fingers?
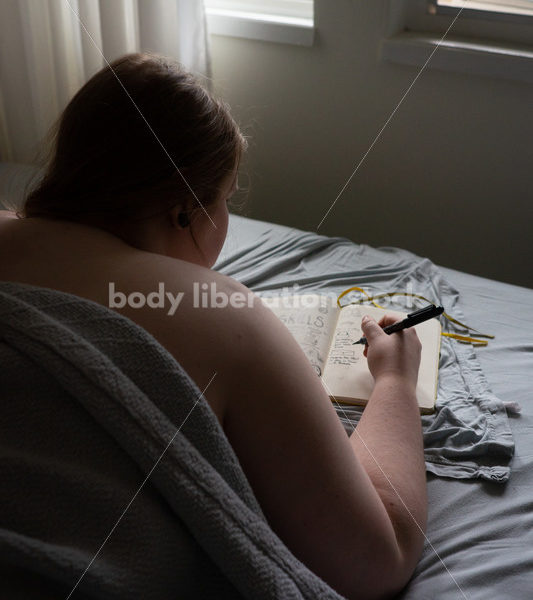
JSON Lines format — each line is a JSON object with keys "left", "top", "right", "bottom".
{"left": 376, "top": 314, "right": 399, "bottom": 328}
{"left": 361, "top": 314, "right": 389, "bottom": 342}
{"left": 361, "top": 314, "right": 405, "bottom": 339}
{"left": 360, "top": 316, "right": 377, "bottom": 342}
{"left": 362, "top": 313, "right": 405, "bottom": 354}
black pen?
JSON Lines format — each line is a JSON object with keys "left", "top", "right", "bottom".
{"left": 353, "top": 304, "right": 444, "bottom": 345}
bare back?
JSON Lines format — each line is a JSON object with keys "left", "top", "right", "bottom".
{"left": 0, "top": 212, "right": 234, "bottom": 425}
{"left": 0, "top": 211, "right": 426, "bottom": 600}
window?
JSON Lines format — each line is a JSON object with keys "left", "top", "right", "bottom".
{"left": 382, "top": 0, "right": 533, "bottom": 84}
{"left": 402, "top": 0, "right": 533, "bottom": 44}
{"left": 431, "top": 0, "right": 533, "bottom": 19}
{"left": 205, "top": 0, "right": 313, "bottom": 22}
{"left": 205, "top": 0, "right": 314, "bottom": 46}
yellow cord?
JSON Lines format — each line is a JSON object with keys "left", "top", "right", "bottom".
{"left": 336, "top": 287, "right": 494, "bottom": 346}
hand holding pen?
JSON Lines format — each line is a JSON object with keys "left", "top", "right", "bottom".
{"left": 353, "top": 304, "right": 444, "bottom": 346}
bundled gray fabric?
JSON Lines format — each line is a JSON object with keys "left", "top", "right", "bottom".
{"left": 0, "top": 281, "right": 346, "bottom": 600}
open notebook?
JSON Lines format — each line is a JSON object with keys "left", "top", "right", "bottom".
{"left": 262, "top": 294, "right": 441, "bottom": 414}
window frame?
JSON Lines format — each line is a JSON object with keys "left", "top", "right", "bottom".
{"left": 429, "top": 0, "right": 533, "bottom": 24}
{"left": 403, "top": 0, "right": 533, "bottom": 46}
{"left": 205, "top": 0, "right": 313, "bottom": 20}
{"left": 381, "top": 0, "right": 533, "bottom": 84}
{"left": 205, "top": 0, "right": 314, "bottom": 46}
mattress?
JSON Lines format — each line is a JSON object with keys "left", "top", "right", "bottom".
{"left": 217, "top": 213, "right": 533, "bottom": 599}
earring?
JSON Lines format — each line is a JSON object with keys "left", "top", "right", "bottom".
{"left": 177, "top": 212, "right": 190, "bottom": 228}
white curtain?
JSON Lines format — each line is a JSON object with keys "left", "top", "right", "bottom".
{"left": 0, "top": 0, "right": 211, "bottom": 164}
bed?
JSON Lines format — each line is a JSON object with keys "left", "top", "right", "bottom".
{"left": 216, "top": 213, "right": 533, "bottom": 600}
{"left": 1, "top": 159, "right": 532, "bottom": 597}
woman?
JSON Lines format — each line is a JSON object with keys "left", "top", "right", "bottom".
{"left": 0, "top": 53, "right": 426, "bottom": 600}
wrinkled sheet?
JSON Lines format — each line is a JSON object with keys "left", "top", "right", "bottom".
{"left": 216, "top": 214, "right": 533, "bottom": 598}
{"left": 216, "top": 214, "right": 515, "bottom": 482}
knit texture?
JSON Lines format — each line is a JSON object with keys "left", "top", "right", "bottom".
{"left": 0, "top": 281, "right": 347, "bottom": 600}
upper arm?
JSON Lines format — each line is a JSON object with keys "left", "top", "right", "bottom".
{"left": 220, "top": 291, "right": 404, "bottom": 600}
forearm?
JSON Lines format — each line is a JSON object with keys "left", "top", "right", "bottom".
{"left": 349, "top": 375, "right": 427, "bottom": 572}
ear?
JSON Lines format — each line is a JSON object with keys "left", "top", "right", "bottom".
{"left": 177, "top": 212, "right": 190, "bottom": 228}
{"left": 169, "top": 205, "right": 190, "bottom": 229}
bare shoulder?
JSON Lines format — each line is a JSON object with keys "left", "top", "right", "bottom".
{"left": 113, "top": 254, "right": 260, "bottom": 357}
{"left": 106, "top": 253, "right": 268, "bottom": 420}
{"left": 0, "top": 215, "right": 260, "bottom": 424}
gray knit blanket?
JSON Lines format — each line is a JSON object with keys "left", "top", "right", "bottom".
{"left": 0, "top": 282, "right": 346, "bottom": 600}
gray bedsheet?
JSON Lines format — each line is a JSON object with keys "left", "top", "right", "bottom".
{"left": 217, "top": 215, "right": 515, "bottom": 482}
{"left": 217, "top": 214, "right": 533, "bottom": 599}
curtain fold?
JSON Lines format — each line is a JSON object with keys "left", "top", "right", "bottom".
{"left": 0, "top": 0, "right": 211, "bottom": 163}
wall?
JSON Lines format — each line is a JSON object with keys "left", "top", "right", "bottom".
{"left": 210, "top": 0, "right": 533, "bottom": 288}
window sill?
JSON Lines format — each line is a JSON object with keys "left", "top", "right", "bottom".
{"left": 381, "top": 32, "right": 533, "bottom": 84}
{"left": 206, "top": 8, "right": 314, "bottom": 47}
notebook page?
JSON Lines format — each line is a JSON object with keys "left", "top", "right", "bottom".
{"left": 261, "top": 294, "right": 339, "bottom": 377}
{"left": 323, "top": 304, "right": 441, "bottom": 411}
